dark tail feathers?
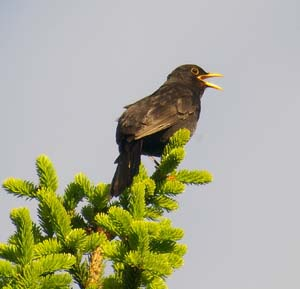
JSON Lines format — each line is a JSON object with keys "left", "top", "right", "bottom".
{"left": 110, "top": 140, "right": 142, "bottom": 197}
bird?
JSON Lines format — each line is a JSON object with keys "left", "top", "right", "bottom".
{"left": 110, "top": 64, "right": 223, "bottom": 197}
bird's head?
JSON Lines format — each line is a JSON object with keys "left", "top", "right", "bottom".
{"left": 167, "top": 64, "right": 223, "bottom": 91}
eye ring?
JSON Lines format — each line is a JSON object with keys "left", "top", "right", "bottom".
{"left": 191, "top": 67, "right": 199, "bottom": 75}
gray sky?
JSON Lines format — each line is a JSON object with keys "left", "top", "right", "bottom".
{"left": 1, "top": 1, "right": 300, "bottom": 288}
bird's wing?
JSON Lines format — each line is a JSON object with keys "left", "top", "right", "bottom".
{"left": 118, "top": 85, "right": 196, "bottom": 141}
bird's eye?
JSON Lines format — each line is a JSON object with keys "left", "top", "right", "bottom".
{"left": 191, "top": 67, "right": 199, "bottom": 75}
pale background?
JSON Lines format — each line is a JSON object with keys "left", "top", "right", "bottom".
{"left": 1, "top": 1, "right": 300, "bottom": 288}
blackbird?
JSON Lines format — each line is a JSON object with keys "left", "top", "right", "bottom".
{"left": 110, "top": 64, "right": 223, "bottom": 197}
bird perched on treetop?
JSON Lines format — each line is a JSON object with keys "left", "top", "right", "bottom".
{"left": 110, "top": 64, "right": 223, "bottom": 197}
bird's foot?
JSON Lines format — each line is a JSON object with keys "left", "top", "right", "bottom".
{"left": 149, "top": 156, "right": 160, "bottom": 168}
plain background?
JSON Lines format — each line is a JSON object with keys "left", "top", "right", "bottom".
{"left": 1, "top": 1, "right": 300, "bottom": 288}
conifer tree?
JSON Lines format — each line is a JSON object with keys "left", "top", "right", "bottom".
{"left": 0, "top": 129, "right": 212, "bottom": 289}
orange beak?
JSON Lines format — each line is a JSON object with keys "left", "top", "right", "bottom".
{"left": 197, "top": 73, "right": 223, "bottom": 90}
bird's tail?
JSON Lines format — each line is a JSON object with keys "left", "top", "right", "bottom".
{"left": 110, "top": 140, "right": 142, "bottom": 197}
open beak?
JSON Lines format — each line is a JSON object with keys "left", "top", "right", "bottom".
{"left": 197, "top": 73, "right": 223, "bottom": 90}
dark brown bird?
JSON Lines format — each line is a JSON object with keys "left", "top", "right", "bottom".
{"left": 110, "top": 64, "right": 223, "bottom": 197}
